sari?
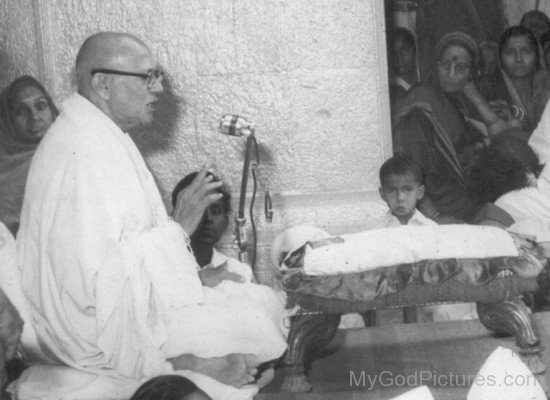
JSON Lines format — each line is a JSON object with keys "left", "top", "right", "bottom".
{"left": 479, "top": 68, "right": 550, "bottom": 133}
{"left": 0, "top": 77, "right": 58, "bottom": 234}
{"left": 393, "top": 85, "right": 482, "bottom": 221}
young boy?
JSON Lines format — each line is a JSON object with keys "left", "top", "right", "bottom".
{"left": 376, "top": 153, "right": 436, "bottom": 227}
{"left": 172, "top": 172, "right": 254, "bottom": 285}
{"left": 375, "top": 154, "right": 478, "bottom": 322}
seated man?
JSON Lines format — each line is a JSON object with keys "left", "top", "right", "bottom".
{"left": 172, "top": 172, "right": 253, "bottom": 285}
{"left": 16, "top": 31, "right": 287, "bottom": 395}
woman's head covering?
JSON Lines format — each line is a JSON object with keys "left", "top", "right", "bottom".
{"left": 435, "top": 31, "right": 480, "bottom": 74}
{"left": 0, "top": 75, "right": 58, "bottom": 155}
{"left": 0, "top": 76, "right": 58, "bottom": 233}
{"left": 497, "top": 25, "right": 540, "bottom": 71}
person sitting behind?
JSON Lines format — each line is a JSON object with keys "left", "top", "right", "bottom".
{"left": 375, "top": 153, "right": 435, "bottom": 227}
{"left": 129, "top": 375, "right": 211, "bottom": 400}
{"left": 0, "top": 76, "right": 58, "bottom": 235}
{"left": 171, "top": 172, "right": 254, "bottom": 285}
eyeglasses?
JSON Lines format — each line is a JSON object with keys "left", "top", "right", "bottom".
{"left": 437, "top": 60, "right": 470, "bottom": 75}
{"left": 90, "top": 68, "right": 164, "bottom": 89}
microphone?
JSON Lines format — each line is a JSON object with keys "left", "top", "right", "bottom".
{"left": 219, "top": 114, "right": 255, "bottom": 137}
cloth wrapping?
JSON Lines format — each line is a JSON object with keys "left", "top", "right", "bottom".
{"left": 284, "top": 225, "right": 519, "bottom": 276}
{"left": 15, "top": 93, "right": 287, "bottom": 399}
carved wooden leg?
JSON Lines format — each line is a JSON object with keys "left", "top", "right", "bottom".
{"left": 477, "top": 299, "right": 546, "bottom": 374}
{"left": 280, "top": 311, "right": 341, "bottom": 392}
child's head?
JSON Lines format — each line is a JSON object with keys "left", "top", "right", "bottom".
{"left": 172, "top": 172, "right": 231, "bottom": 247}
{"left": 129, "top": 375, "right": 211, "bottom": 400}
{"left": 379, "top": 154, "right": 425, "bottom": 224}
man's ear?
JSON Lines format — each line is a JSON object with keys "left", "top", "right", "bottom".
{"left": 417, "top": 184, "right": 426, "bottom": 200}
{"left": 90, "top": 73, "right": 111, "bottom": 100}
{"left": 378, "top": 186, "right": 385, "bottom": 201}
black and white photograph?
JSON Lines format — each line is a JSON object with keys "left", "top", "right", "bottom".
{"left": 1, "top": 1, "right": 550, "bottom": 399}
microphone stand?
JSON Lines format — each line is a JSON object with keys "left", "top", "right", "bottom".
{"left": 235, "top": 133, "right": 255, "bottom": 264}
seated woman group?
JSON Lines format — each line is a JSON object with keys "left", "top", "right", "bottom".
{"left": 393, "top": 27, "right": 550, "bottom": 224}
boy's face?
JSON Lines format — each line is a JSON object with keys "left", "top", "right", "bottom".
{"left": 191, "top": 198, "right": 229, "bottom": 246}
{"left": 379, "top": 172, "right": 425, "bottom": 224}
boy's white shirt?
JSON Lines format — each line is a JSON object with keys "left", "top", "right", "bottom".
{"left": 207, "top": 248, "right": 255, "bottom": 283}
{"left": 371, "top": 209, "right": 437, "bottom": 228}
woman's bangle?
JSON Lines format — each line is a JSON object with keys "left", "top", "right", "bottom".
{"left": 430, "top": 212, "right": 441, "bottom": 221}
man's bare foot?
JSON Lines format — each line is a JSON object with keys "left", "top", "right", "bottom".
{"left": 256, "top": 366, "right": 275, "bottom": 389}
{"left": 169, "top": 353, "right": 259, "bottom": 388}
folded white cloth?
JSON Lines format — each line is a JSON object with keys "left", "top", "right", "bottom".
{"left": 301, "top": 225, "right": 519, "bottom": 275}
{"left": 467, "top": 346, "right": 546, "bottom": 400}
{"left": 388, "top": 386, "right": 435, "bottom": 399}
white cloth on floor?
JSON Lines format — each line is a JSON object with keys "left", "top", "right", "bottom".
{"left": 15, "top": 93, "right": 287, "bottom": 399}
{"left": 467, "top": 346, "right": 545, "bottom": 400}
{"left": 302, "top": 225, "right": 518, "bottom": 276}
{"left": 388, "top": 386, "right": 435, "bottom": 399}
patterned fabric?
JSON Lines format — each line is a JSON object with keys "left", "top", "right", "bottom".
{"left": 280, "top": 233, "right": 544, "bottom": 303}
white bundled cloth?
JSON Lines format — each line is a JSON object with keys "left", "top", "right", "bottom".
{"left": 15, "top": 94, "right": 287, "bottom": 399}
{"left": 298, "top": 225, "right": 519, "bottom": 276}
{"left": 467, "top": 346, "right": 546, "bottom": 400}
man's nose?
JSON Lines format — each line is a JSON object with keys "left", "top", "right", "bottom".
{"left": 515, "top": 51, "right": 523, "bottom": 63}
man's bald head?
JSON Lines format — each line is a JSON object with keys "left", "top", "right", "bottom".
{"left": 75, "top": 32, "right": 151, "bottom": 96}
{"left": 74, "top": 32, "right": 162, "bottom": 131}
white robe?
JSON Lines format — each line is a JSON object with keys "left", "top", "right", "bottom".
{"left": 16, "top": 94, "right": 287, "bottom": 385}
{"left": 495, "top": 102, "right": 550, "bottom": 242}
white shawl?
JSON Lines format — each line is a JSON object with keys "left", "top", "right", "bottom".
{"left": 16, "top": 94, "right": 286, "bottom": 385}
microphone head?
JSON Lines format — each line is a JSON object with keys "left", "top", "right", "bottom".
{"left": 219, "top": 114, "right": 254, "bottom": 137}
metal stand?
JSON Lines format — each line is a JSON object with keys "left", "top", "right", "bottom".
{"left": 234, "top": 134, "right": 255, "bottom": 263}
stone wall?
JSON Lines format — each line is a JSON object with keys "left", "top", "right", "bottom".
{"left": 0, "top": 0, "right": 392, "bottom": 284}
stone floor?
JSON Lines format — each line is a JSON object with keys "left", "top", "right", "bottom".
{"left": 257, "top": 311, "right": 550, "bottom": 400}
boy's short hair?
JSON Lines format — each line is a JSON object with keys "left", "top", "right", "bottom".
{"left": 379, "top": 154, "right": 424, "bottom": 185}
{"left": 171, "top": 171, "right": 231, "bottom": 213}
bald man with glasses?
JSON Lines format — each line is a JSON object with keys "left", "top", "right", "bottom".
{"left": 16, "top": 32, "right": 287, "bottom": 398}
